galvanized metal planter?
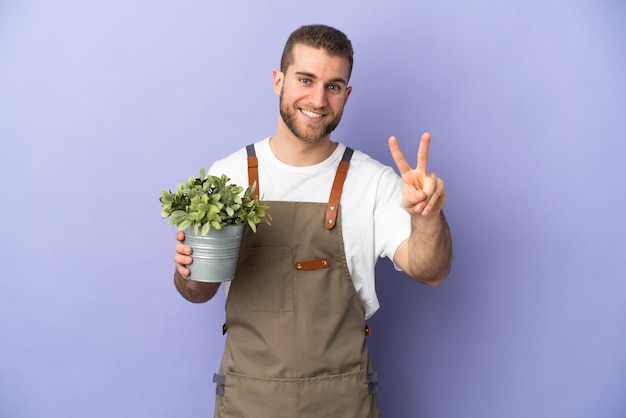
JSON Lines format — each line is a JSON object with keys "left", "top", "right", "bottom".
{"left": 183, "top": 224, "right": 245, "bottom": 282}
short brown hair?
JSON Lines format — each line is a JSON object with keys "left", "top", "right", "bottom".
{"left": 280, "top": 24, "right": 354, "bottom": 80}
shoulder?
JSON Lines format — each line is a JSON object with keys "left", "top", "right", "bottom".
{"left": 213, "top": 138, "right": 269, "bottom": 165}
{"left": 346, "top": 147, "right": 400, "bottom": 183}
{"left": 208, "top": 138, "right": 269, "bottom": 186}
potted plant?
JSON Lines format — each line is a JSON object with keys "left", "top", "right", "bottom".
{"left": 160, "top": 167, "right": 271, "bottom": 282}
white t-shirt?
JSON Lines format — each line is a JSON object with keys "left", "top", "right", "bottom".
{"left": 209, "top": 138, "right": 411, "bottom": 318}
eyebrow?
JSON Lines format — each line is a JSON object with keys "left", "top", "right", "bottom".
{"left": 294, "top": 71, "right": 347, "bottom": 86}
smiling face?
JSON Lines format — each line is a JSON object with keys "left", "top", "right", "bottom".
{"left": 274, "top": 44, "right": 352, "bottom": 144}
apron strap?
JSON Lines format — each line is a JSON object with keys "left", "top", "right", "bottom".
{"left": 325, "top": 147, "right": 354, "bottom": 230}
{"left": 246, "top": 144, "right": 259, "bottom": 199}
{"left": 245, "top": 144, "right": 354, "bottom": 230}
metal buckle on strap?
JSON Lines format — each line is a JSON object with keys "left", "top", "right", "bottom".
{"left": 213, "top": 373, "right": 226, "bottom": 396}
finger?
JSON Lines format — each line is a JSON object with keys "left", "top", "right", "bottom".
{"left": 420, "top": 173, "right": 438, "bottom": 201}
{"left": 175, "top": 242, "right": 192, "bottom": 256}
{"left": 174, "top": 251, "right": 193, "bottom": 270}
{"left": 174, "top": 251, "right": 190, "bottom": 264}
{"left": 388, "top": 136, "right": 412, "bottom": 175}
{"left": 177, "top": 264, "right": 190, "bottom": 278}
{"left": 411, "top": 173, "right": 438, "bottom": 214}
{"left": 417, "top": 132, "right": 432, "bottom": 174}
{"left": 175, "top": 230, "right": 186, "bottom": 242}
{"left": 422, "top": 178, "right": 446, "bottom": 216}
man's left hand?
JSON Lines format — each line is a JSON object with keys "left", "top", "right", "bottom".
{"left": 388, "top": 132, "right": 446, "bottom": 217}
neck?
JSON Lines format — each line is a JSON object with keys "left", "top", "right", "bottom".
{"left": 270, "top": 124, "right": 337, "bottom": 167}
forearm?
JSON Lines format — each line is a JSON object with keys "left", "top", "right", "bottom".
{"left": 174, "top": 269, "right": 221, "bottom": 303}
{"left": 406, "top": 211, "right": 452, "bottom": 285}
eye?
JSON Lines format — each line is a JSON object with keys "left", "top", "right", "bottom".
{"left": 299, "top": 78, "right": 311, "bottom": 85}
{"left": 328, "top": 84, "right": 341, "bottom": 92}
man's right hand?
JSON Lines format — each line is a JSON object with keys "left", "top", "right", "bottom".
{"left": 174, "top": 230, "right": 193, "bottom": 278}
{"left": 172, "top": 231, "right": 220, "bottom": 303}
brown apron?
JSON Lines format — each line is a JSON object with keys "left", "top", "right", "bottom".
{"left": 213, "top": 145, "right": 380, "bottom": 418}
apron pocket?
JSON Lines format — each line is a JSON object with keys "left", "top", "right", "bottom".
{"left": 216, "top": 372, "right": 298, "bottom": 418}
{"left": 231, "top": 246, "right": 293, "bottom": 312}
{"left": 298, "top": 370, "right": 372, "bottom": 418}
{"left": 216, "top": 370, "right": 373, "bottom": 418}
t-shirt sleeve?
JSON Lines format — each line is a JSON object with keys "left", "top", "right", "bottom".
{"left": 373, "top": 166, "right": 411, "bottom": 269}
{"left": 207, "top": 148, "right": 249, "bottom": 188}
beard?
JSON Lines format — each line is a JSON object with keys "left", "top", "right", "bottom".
{"left": 279, "top": 94, "right": 343, "bottom": 144}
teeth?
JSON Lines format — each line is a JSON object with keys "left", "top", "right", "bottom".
{"left": 301, "top": 109, "right": 323, "bottom": 118}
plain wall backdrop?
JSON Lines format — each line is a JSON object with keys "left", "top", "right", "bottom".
{"left": 1, "top": 1, "right": 625, "bottom": 417}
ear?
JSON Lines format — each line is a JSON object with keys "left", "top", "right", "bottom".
{"left": 344, "top": 85, "right": 353, "bottom": 104}
{"left": 272, "top": 69, "right": 284, "bottom": 96}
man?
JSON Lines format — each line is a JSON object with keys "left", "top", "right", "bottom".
{"left": 173, "top": 24, "right": 452, "bottom": 417}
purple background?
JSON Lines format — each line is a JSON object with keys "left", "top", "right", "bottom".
{"left": 1, "top": 1, "right": 625, "bottom": 417}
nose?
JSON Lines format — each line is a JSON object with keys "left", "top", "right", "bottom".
{"left": 308, "top": 85, "right": 328, "bottom": 108}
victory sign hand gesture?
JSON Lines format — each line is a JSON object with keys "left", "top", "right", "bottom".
{"left": 389, "top": 133, "right": 447, "bottom": 217}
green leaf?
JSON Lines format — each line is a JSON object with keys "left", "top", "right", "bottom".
{"left": 208, "top": 204, "right": 220, "bottom": 215}
{"left": 161, "top": 170, "right": 271, "bottom": 233}
{"left": 171, "top": 210, "right": 187, "bottom": 223}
